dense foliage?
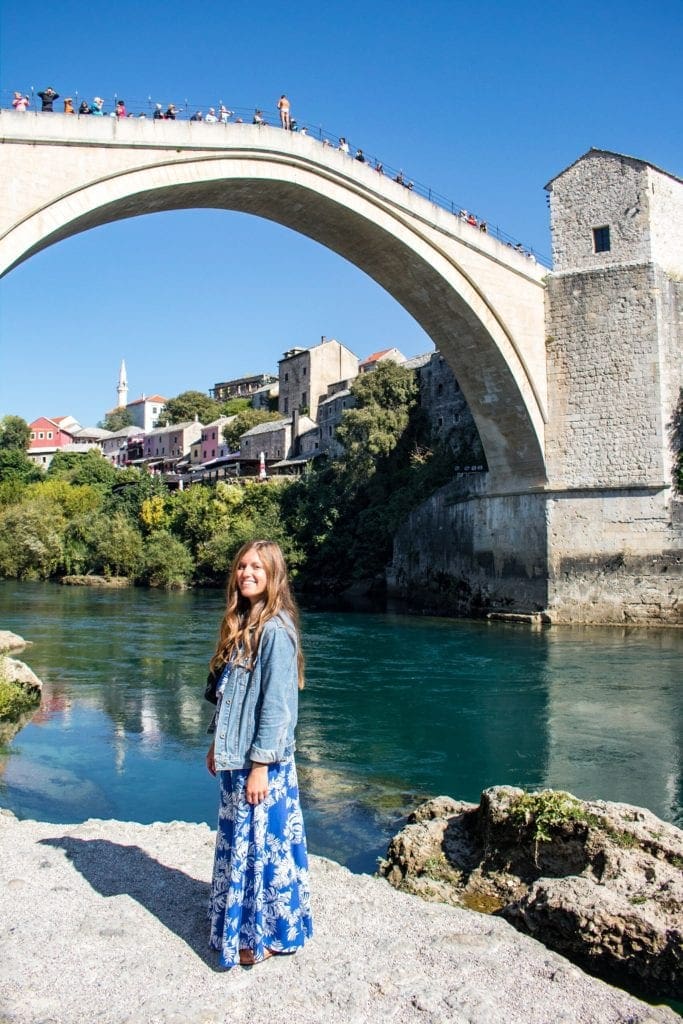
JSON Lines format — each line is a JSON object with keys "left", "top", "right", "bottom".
{"left": 0, "top": 415, "right": 31, "bottom": 451}
{"left": 157, "top": 390, "right": 221, "bottom": 426}
{"left": 100, "top": 408, "right": 135, "bottom": 431}
{"left": 0, "top": 365, "right": 482, "bottom": 591}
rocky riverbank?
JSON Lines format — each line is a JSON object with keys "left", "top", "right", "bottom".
{"left": 0, "top": 631, "right": 42, "bottom": 745}
{"left": 0, "top": 812, "right": 679, "bottom": 1024}
{"left": 379, "top": 787, "right": 683, "bottom": 1003}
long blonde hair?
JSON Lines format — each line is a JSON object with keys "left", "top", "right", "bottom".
{"left": 210, "top": 539, "right": 304, "bottom": 689}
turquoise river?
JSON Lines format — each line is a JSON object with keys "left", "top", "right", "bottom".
{"left": 0, "top": 581, "right": 681, "bottom": 872}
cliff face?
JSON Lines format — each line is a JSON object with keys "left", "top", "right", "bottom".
{"left": 380, "top": 787, "right": 683, "bottom": 1002}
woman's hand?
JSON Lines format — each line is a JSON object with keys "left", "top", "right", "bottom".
{"left": 206, "top": 744, "right": 216, "bottom": 777}
{"left": 245, "top": 763, "right": 269, "bottom": 805}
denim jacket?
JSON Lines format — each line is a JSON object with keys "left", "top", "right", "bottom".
{"left": 212, "top": 613, "right": 299, "bottom": 771}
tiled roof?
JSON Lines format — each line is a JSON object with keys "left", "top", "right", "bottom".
{"left": 127, "top": 394, "right": 167, "bottom": 406}
{"left": 360, "top": 349, "right": 393, "bottom": 365}
{"left": 318, "top": 389, "right": 352, "bottom": 406}
{"left": 241, "top": 418, "right": 291, "bottom": 437}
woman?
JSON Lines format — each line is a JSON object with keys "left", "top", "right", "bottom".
{"left": 206, "top": 540, "right": 312, "bottom": 967}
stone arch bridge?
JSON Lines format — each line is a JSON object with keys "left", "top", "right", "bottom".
{"left": 1, "top": 116, "right": 680, "bottom": 622}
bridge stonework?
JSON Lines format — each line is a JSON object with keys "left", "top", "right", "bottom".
{"left": 0, "top": 119, "right": 680, "bottom": 622}
{"left": 393, "top": 150, "right": 682, "bottom": 625}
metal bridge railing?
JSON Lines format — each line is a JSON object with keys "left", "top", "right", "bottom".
{"left": 1, "top": 88, "right": 552, "bottom": 268}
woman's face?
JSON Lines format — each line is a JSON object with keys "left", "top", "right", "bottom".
{"left": 236, "top": 548, "right": 268, "bottom": 606}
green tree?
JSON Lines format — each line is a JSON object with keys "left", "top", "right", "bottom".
{"left": 220, "top": 397, "right": 252, "bottom": 416}
{"left": 89, "top": 511, "right": 144, "bottom": 577}
{"left": 336, "top": 362, "right": 418, "bottom": 481}
{"left": 0, "top": 415, "right": 31, "bottom": 451}
{"left": 105, "top": 468, "right": 167, "bottom": 524}
{"left": 27, "top": 479, "right": 103, "bottom": 519}
{"left": 48, "top": 449, "right": 118, "bottom": 487}
{"left": 100, "top": 408, "right": 134, "bottom": 431}
{"left": 222, "top": 410, "right": 282, "bottom": 451}
{"left": 0, "top": 449, "right": 42, "bottom": 485}
{"left": 157, "top": 390, "right": 219, "bottom": 426}
{"left": 0, "top": 498, "right": 65, "bottom": 579}
{"left": 140, "top": 530, "right": 195, "bottom": 588}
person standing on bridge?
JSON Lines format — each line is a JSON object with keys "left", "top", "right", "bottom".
{"left": 205, "top": 539, "right": 312, "bottom": 968}
{"left": 37, "top": 87, "right": 59, "bottom": 112}
{"left": 12, "top": 92, "right": 30, "bottom": 111}
{"left": 277, "top": 94, "right": 291, "bottom": 130}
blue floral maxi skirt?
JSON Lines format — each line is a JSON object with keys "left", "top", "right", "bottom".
{"left": 209, "top": 758, "right": 313, "bottom": 967}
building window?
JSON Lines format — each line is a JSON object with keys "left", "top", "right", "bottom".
{"left": 30, "top": 432, "right": 35, "bottom": 440}
{"left": 284, "top": 398, "right": 289, "bottom": 414}
{"left": 593, "top": 226, "right": 611, "bottom": 253}
{"left": 437, "top": 384, "right": 443, "bottom": 396}
{"left": 302, "top": 366, "right": 307, "bottom": 376}
{"left": 284, "top": 372, "right": 289, "bottom": 383}
{"left": 47, "top": 431, "right": 53, "bottom": 439}
{"left": 301, "top": 391, "right": 307, "bottom": 407}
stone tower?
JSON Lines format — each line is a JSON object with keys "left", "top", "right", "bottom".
{"left": 543, "top": 149, "right": 682, "bottom": 622}
{"left": 117, "top": 359, "right": 128, "bottom": 410}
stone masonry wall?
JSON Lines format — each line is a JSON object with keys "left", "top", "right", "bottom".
{"left": 648, "top": 166, "right": 683, "bottom": 274}
{"left": 387, "top": 476, "right": 548, "bottom": 616}
{"left": 544, "top": 264, "right": 678, "bottom": 489}
{"left": 416, "top": 352, "right": 486, "bottom": 469}
{"left": 548, "top": 152, "right": 652, "bottom": 272}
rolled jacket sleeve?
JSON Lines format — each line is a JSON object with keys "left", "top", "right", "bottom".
{"left": 248, "top": 622, "right": 296, "bottom": 764}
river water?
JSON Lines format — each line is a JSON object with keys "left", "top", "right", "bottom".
{"left": 0, "top": 581, "right": 681, "bottom": 872}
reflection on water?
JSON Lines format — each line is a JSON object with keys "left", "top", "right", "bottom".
{"left": 0, "top": 581, "right": 680, "bottom": 872}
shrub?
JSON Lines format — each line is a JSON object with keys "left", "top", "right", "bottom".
{"left": 140, "top": 531, "right": 195, "bottom": 588}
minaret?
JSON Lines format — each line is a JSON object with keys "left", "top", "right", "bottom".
{"left": 116, "top": 359, "right": 128, "bottom": 409}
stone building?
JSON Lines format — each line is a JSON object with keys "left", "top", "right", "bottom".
{"left": 317, "top": 381, "right": 356, "bottom": 458}
{"left": 210, "top": 372, "right": 277, "bottom": 403}
{"left": 408, "top": 352, "right": 485, "bottom": 469}
{"left": 278, "top": 338, "right": 358, "bottom": 421}
{"left": 359, "top": 347, "right": 406, "bottom": 373}
{"left": 239, "top": 413, "right": 317, "bottom": 468}
{"left": 391, "top": 149, "right": 682, "bottom": 623}
{"left": 542, "top": 149, "right": 682, "bottom": 620}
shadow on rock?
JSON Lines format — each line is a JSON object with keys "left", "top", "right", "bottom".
{"left": 40, "top": 836, "right": 219, "bottom": 970}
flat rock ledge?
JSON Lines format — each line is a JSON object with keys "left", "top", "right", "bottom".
{"left": 379, "top": 787, "right": 683, "bottom": 1004}
{"left": 0, "top": 813, "right": 677, "bottom": 1024}
{"left": 60, "top": 575, "right": 131, "bottom": 587}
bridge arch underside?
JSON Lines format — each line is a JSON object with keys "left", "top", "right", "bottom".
{"left": 1, "top": 160, "right": 547, "bottom": 489}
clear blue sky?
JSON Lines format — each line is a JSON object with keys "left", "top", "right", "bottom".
{"left": 1, "top": 0, "right": 681, "bottom": 427}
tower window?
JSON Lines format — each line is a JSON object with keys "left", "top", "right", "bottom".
{"left": 592, "top": 226, "right": 611, "bottom": 253}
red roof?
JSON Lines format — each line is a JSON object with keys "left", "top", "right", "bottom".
{"left": 127, "top": 394, "right": 167, "bottom": 406}
{"left": 360, "top": 349, "right": 393, "bottom": 366}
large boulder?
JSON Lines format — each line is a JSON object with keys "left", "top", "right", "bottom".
{"left": 379, "top": 786, "right": 683, "bottom": 1001}
{"left": 2, "top": 657, "right": 43, "bottom": 693}
{"left": 0, "top": 630, "right": 31, "bottom": 653}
